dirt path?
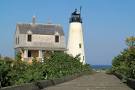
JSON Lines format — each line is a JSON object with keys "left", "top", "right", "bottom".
{"left": 42, "top": 72, "right": 132, "bottom": 90}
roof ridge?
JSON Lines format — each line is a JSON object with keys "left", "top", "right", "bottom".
{"left": 17, "top": 23, "right": 62, "bottom": 26}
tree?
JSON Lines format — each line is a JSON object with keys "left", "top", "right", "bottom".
{"left": 112, "top": 47, "right": 135, "bottom": 79}
{"left": 126, "top": 36, "right": 135, "bottom": 48}
{"left": 0, "top": 54, "right": 1, "bottom": 59}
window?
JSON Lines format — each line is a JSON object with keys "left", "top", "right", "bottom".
{"left": 16, "top": 37, "right": 17, "bottom": 45}
{"left": 79, "top": 43, "right": 81, "bottom": 48}
{"left": 55, "top": 35, "right": 59, "bottom": 43}
{"left": 16, "top": 36, "right": 19, "bottom": 45}
{"left": 28, "top": 50, "right": 31, "bottom": 57}
{"left": 27, "top": 35, "right": 32, "bottom": 42}
{"left": 18, "top": 37, "right": 19, "bottom": 44}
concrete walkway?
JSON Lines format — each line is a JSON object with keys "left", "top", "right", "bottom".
{"left": 43, "top": 72, "right": 132, "bottom": 90}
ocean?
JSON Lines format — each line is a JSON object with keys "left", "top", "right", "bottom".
{"left": 91, "top": 65, "right": 112, "bottom": 70}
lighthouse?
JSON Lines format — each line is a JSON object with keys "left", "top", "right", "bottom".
{"left": 67, "top": 8, "right": 85, "bottom": 64}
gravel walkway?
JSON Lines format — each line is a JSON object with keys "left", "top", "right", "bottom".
{"left": 42, "top": 72, "right": 132, "bottom": 90}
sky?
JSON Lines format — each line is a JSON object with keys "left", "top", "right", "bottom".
{"left": 0, "top": 0, "right": 135, "bottom": 65}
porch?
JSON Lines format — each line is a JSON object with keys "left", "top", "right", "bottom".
{"left": 22, "top": 49, "right": 53, "bottom": 63}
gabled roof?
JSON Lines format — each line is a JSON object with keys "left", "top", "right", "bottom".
{"left": 16, "top": 23, "right": 64, "bottom": 35}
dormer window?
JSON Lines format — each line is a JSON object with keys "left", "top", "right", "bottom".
{"left": 55, "top": 35, "right": 59, "bottom": 43}
{"left": 27, "top": 34, "right": 32, "bottom": 42}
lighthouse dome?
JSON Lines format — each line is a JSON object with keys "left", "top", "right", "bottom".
{"left": 69, "top": 9, "right": 82, "bottom": 23}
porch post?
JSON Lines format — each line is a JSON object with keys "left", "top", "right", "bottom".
{"left": 24, "top": 49, "right": 28, "bottom": 58}
{"left": 39, "top": 50, "right": 42, "bottom": 58}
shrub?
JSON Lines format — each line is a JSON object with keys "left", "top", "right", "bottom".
{"left": 0, "top": 52, "right": 92, "bottom": 87}
{"left": 111, "top": 36, "right": 135, "bottom": 79}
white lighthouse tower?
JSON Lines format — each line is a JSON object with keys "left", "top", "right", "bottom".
{"left": 67, "top": 9, "right": 85, "bottom": 64}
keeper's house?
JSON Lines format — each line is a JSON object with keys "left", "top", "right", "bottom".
{"left": 14, "top": 16, "right": 66, "bottom": 63}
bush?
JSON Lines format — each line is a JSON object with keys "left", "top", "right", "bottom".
{"left": 0, "top": 52, "right": 91, "bottom": 87}
{"left": 112, "top": 48, "right": 135, "bottom": 79}
{"left": 111, "top": 36, "right": 135, "bottom": 79}
{"left": 0, "top": 60, "right": 12, "bottom": 87}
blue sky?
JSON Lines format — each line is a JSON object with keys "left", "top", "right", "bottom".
{"left": 0, "top": 0, "right": 135, "bottom": 65}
